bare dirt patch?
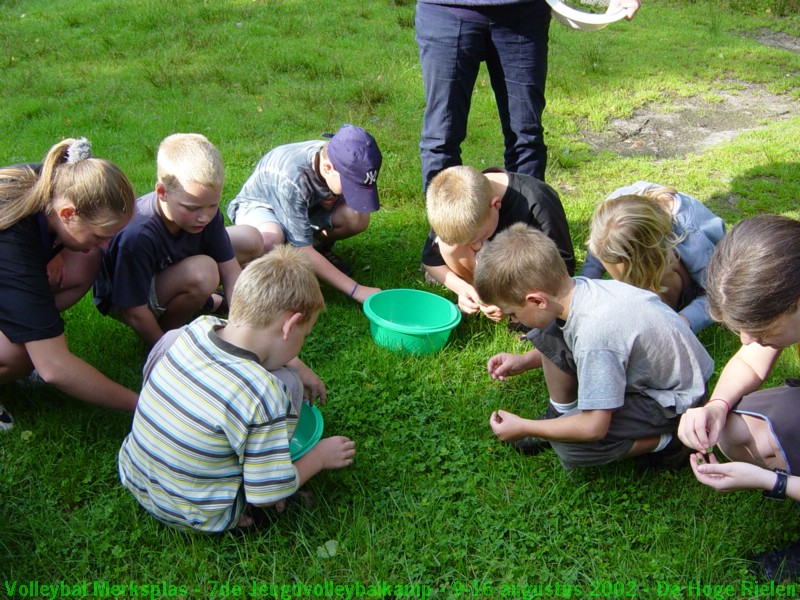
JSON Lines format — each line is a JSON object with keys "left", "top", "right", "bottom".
{"left": 748, "top": 27, "right": 800, "bottom": 54}
{"left": 582, "top": 29, "right": 800, "bottom": 159}
{"left": 582, "top": 81, "right": 798, "bottom": 159}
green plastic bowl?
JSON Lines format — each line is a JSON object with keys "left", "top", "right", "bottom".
{"left": 290, "top": 403, "right": 324, "bottom": 460}
{"left": 363, "top": 289, "right": 462, "bottom": 355}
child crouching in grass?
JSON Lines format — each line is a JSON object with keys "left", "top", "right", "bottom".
{"left": 477, "top": 224, "right": 713, "bottom": 470}
{"left": 583, "top": 181, "right": 725, "bottom": 333}
{"left": 422, "top": 165, "right": 574, "bottom": 322}
{"left": 118, "top": 245, "right": 355, "bottom": 532}
{"left": 94, "top": 133, "right": 263, "bottom": 349}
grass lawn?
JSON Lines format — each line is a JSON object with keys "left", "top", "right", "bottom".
{"left": 2, "top": 0, "right": 800, "bottom": 596}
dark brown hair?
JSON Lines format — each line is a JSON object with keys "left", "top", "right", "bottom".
{"left": 707, "top": 214, "right": 800, "bottom": 334}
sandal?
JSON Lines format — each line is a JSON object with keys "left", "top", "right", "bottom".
{"left": 0, "top": 402, "right": 14, "bottom": 431}
{"left": 202, "top": 292, "right": 228, "bottom": 316}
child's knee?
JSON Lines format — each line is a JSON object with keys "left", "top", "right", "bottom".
{"left": 260, "top": 231, "right": 284, "bottom": 253}
{"left": 174, "top": 255, "right": 220, "bottom": 296}
{"left": 333, "top": 204, "right": 370, "bottom": 236}
{"left": 229, "top": 225, "right": 265, "bottom": 264}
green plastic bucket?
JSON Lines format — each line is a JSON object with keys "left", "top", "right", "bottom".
{"left": 363, "top": 289, "right": 462, "bottom": 355}
{"left": 290, "top": 403, "right": 324, "bottom": 460}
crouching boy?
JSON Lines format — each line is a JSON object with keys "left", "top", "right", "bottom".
{"left": 422, "top": 165, "right": 574, "bottom": 321}
{"left": 118, "top": 245, "right": 355, "bottom": 532}
{"left": 95, "top": 133, "right": 263, "bottom": 348}
{"left": 475, "top": 224, "right": 713, "bottom": 470}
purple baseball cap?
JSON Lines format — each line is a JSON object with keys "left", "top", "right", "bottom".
{"left": 325, "top": 124, "right": 382, "bottom": 213}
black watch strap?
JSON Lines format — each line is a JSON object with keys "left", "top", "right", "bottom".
{"left": 764, "top": 469, "right": 789, "bottom": 500}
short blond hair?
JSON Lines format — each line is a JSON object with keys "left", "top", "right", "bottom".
{"left": 426, "top": 166, "right": 493, "bottom": 245}
{"left": 588, "top": 194, "right": 680, "bottom": 293}
{"left": 475, "top": 223, "right": 570, "bottom": 307}
{"left": 157, "top": 133, "right": 224, "bottom": 194}
{"left": 227, "top": 245, "right": 325, "bottom": 328}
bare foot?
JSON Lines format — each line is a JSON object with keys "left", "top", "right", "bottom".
{"left": 315, "top": 436, "right": 356, "bottom": 469}
{"left": 236, "top": 512, "right": 254, "bottom": 528}
{"left": 298, "top": 489, "right": 315, "bottom": 507}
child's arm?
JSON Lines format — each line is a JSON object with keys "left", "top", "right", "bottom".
{"left": 489, "top": 408, "right": 611, "bottom": 443}
{"left": 691, "top": 452, "right": 800, "bottom": 500}
{"left": 424, "top": 264, "right": 481, "bottom": 313}
{"left": 424, "top": 263, "right": 504, "bottom": 321}
{"left": 487, "top": 349, "right": 543, "bottom": 380}
{"left": 300, "top": 245, "right": 379, "bottom": 303}
{"left": 122, "top": 305, "right": 166, "bottom": 348}
{"left": 285, "top": 356, "right": 326, "bottom": 405}
{"left": 217, "top": 257, "right": 241, "bottom": 300}
{"left": 25, "top": 335, "right": 138, "bottom": 411}
{"left": 292, "top": 436, "right": 356, "bottom": 483}
{"left": 251, "top": 436, "right": 356, "bottom": 508}
{"left": 679, "top": 342, "right": 781, "bottom": 452}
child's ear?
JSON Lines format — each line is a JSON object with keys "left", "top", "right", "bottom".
{"left": 281, "top": 312, "right": 304, "bottom": 340}
{"left": 490, "top": 196, "right": 502, "bottom": 210}
{"left": 58, "top": 204, "right": 77, "bottom": 222}
{"left": 524, "top": 291, "right": 548, "bottom": 309}
{"left": 320, "top": 156, "right": 336, "bottom": 175}
{"left": 155, "top": 181, "right": 166, "bottom": 200}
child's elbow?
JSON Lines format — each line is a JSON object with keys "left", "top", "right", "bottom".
{"left": 583, "top": 414, "right": 611, "bottom": 441}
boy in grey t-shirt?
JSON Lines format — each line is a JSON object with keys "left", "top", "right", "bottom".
{"left": 475, "top": 224, "right": 714, "bottom": 470}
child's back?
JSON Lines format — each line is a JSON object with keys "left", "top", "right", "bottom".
{"left": 565, "top": 277, "right": 712, "bottom": 413}
{"left": 119, "top": 246, "right": 355, "bottom": 532}
{"left": 119, "top": 315, "right": 296, "bottom": 532}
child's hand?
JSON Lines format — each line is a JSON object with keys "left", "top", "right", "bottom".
{"left": 286, "top": 358, "right": 327, "bottom": 405}
{"left": 47, "top": 253, "right": 67, "bottom": 291}
{"left": 478, "top": 302, "right": 504, "bottom": 322}
{"left": 608, "top": 0, "right": 641, "bottom": 19}
{"left": 487, "top": 352, "right": 527, "bottom": 381}
{"left": 457, "top": 290, "right": 482, "bottom": 316}
{"left": 352, "top": 285, "right": 381, "bottom": 304}
{"left": 299, "top": 368, "right": 327, "bottom": 406}
{"left": 489, "top": 409, "right": 525, "bottom": 442}
{"left": 316, "top": 436, "right": 356, "bottom": 469}
{"left": 690, "top": 452, "right": 777, "bottom": 493}
{"left": 678, "top": 402, "right": 728, "bottom": 453}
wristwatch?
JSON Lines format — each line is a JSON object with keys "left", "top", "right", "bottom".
{"left": 763, "top": 469, "right": 789, "bottom": 500}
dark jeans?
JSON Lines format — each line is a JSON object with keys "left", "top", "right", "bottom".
{"left": 415, "top": 0, "right": 551, "bottom": 190}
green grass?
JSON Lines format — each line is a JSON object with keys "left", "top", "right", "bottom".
{"left": 2, "top": 0, "right": 800, "bottom": 595}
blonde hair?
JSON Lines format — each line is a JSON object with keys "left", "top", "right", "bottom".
{"left": 707, "top": 215, "right": 800, "bottom": 337}
{"left": 319, "top": 142, "right": 330, "bottom": 162}
{"left": 0, "top": 138, "right": 134, "bottom": 230}
{"left": 426, "top": 166, "right": 493, "bottom": 245}
{"left": 228, "top": 245, "right": 325, "bottom": 328}
{"left": 157, "top": 133, "right": 224, "bottom": 194}
{"left": 588, "top": 193, "right": 680, "bottom": 293}
{"left": 475, "top": 223, "right": 570, "bottom": 307}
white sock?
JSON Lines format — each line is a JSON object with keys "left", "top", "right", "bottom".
{"left": 651, "top": 433, "right": 672, "bottom": 453}
{"left": 549, "top": 399, "right": 577, "bottom": 414}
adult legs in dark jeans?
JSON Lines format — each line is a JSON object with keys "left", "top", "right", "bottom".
{"left": 415, "top": 1, "right": 551, "bottom": 191}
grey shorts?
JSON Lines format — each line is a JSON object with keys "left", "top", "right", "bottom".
{"left": 230, "top": 201, "right": 336, "bottom": 237}
{"left": 549, "top": 393, "right": 687, "bottom": 469}
{"left": 108, "top": 279, "right": 166, "bottom": 323}
{"left": 733, "top": 381, "right": 800, "bottom": 475}
{"left": 526, "top": 321, "right": 575, "bottom": 376}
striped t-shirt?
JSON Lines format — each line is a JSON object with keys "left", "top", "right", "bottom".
{"left": 118, "top": 315, "right": 299, "bottom": 532}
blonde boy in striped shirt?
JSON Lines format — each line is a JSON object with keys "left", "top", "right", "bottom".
{"left": 118, "top": 245, "right": 355, "bottom": 532}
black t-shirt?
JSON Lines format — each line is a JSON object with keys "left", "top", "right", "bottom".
{"left": 0, "top": 212, "right": 64, "bottom": 343}
{"left": 421, "top": 168, "right": 576, "bottom": 275}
